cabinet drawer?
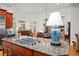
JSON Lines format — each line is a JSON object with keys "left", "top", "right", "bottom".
{"left": 3, "top": 41, "right": 12, "bottom": 48}
{"left": 7, "top": 48, "right": 13, "bottom": 56}
{"left": 33, "top": 51, "right": 48, "bottom": 56}
{"left": 3, "top": 41, "right": 7, "bottom": 46}
{"left": 12, "top": 44, "right": 32, "bottom": 56}
{"left": 12, "top": 50, "right": 22, "bottom": 56}
{"left": 3, "top": 46, "right": 8, "bottom": 56}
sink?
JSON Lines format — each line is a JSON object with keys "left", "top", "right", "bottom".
{"left": 15, "top": 38, "right": 41, "bottom": 46}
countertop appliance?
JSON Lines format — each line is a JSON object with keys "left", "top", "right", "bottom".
{"left": 6, "top": 28, "right": 15, "bottom": 37}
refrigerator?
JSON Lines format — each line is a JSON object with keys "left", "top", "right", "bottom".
{"left": 0, "top": 14, "right": 6, "bottom": 45}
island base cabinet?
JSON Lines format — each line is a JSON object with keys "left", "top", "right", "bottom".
{"left": 12, "top": 44, "right": 32, "bottom": 56}
{"left": 7, "top": 48, "right": 13, "bottom": 56}
{"left": 3, "top": 41, "right": 48, "bottom": 56}
{"left": 12, "top": 50, "right": 22, "bottom": 56}
{"left": 33, "top": 51, "right": 48, "bottom": 56}
{"left": 3, "top": 47, "right": 8, "bottom": 56}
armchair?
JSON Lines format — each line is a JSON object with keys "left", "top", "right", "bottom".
{"left": 75, "top": 33, "right": 79, "bottom": 51}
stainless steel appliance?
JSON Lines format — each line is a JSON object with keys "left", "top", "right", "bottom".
{"left": 6, "top": 28, "right": 15, "bottom": 37}
{"left": 0, "top": 14, "right": 6, "bottom": 45}
{"left": 15, "top": 38, "right": 41, "bottom": 46}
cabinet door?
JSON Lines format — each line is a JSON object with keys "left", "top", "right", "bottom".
{"left": 0, "top": 9, "right": 13, "bottom": 28}
{"left": 12, "top": 44, "right": 32, "bottom": 56}
{"left": 12, "top": 50, "right": 22, "bottom": 56}
{"left": 7, "top": 48, "right": 13, "bottom": 56}
{"left": 0, "top": 9, "right": 6, "bottom": 15}
{"left": 3, "top": 46, "right": 8, "bottom": 56}
{"left": 6, "top": 12, "right": 13, "bottom": 28}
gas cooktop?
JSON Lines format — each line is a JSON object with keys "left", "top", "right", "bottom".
{"left": 15, "top": 38, "right": 41, "bottom": 46}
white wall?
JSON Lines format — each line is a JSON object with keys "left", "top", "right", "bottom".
{"left": 0, "top": 3, "right": 71, "bottom": 33}
{"left": 71, "top": 6, "right": 79, "bottom": 44}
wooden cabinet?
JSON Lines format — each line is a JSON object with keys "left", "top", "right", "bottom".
{"left": 3, "top": 40, "right": 48, "bottom": 56}
{"left": 3, "top": 41, "right": 13, "bottom": 56}
{"left": 12, "top": 50, "right": 21, "bottom": 56}
{"left": 12, "top": 44, "right": 32, "bottom": 56}
{"left": 3, "top": 41, "right": 33, "bottom": 56}
{"left": 6, "top": 12, "right": 13, "bottom": 28}
{"left": 0, "top": 9, "right": 6, "bottom": 15}
{"left": 33, "top": 51, "right": 48, "bottom": 56}
{"left": 7, "top": 48, "right": 13, "bottom": 56}
{"left": 0, "top": 8, "right": 13, "bottom": 28}
{"left": 3, "top": 46, "right": 8, "bottom": 56}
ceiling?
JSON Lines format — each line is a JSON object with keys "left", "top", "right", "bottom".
{"left": 0, "top": 3, "right": 79, "bottom": 21}
{"left": 0, "top": 3, "right": 72, "bottom": 14}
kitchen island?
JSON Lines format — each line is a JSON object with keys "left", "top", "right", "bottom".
{"left": 2, "top": 37, "right": 69, "bottom": 56}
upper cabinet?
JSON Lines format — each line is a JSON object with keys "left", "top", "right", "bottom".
{"left": 6, "top": 12, "right": 13, "bottom": 28}
{"left": 0, "top": 9, "right": 13, "bottom": 28}
{"left": 0, "top": 9, "right": 6, "bottom": 15}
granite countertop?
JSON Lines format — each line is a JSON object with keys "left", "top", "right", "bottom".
{"left": 2, "top": 37, "right": 69, "bottom": 56}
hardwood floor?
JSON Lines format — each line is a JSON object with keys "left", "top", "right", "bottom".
{"left": 69, "top": 45, "right": 79, "bottom": 56}
{"left": 0, "top": 50, "right": 3, "bottom": 56}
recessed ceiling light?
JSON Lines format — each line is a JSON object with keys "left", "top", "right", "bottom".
{"left": 57, "top": 3, "right": 59, "bottom": 5}
{"left": 39, "top": 8, "right": 42, "bottom": 11}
